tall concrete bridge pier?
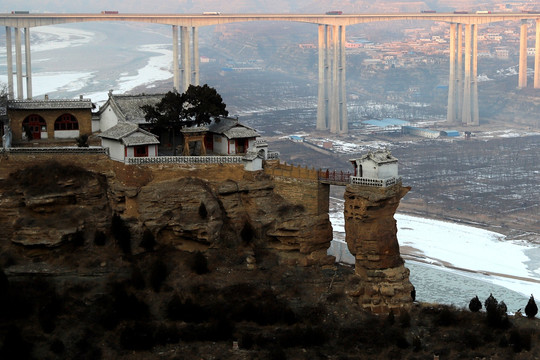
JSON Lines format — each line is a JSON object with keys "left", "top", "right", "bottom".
{"left": 316, "top": 25, "right": 347, "bottom": 133}
{"left": 2, "top": 12, "right": 540, "bottom": 132}
{"left": 446, "top": 17, "right": 540, "bottom": 125}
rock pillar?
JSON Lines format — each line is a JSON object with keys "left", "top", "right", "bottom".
{"left": 344, "top": 183, "right": 414, "bottom": 314}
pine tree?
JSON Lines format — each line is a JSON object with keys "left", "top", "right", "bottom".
{"left": 525, "top": 295, "right": 538, "bottom": 319}
{"left": 469, "top": 295, "right": 482, "bottom": 312}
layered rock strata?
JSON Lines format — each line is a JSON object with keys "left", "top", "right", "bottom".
{"left": 0, "top": 156, "right": 333, "bottom": 266}
{"left": 344, "top": 182, "right": 415, "bottom": 313}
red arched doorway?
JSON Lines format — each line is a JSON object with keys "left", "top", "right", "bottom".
{"left": 22, "top": 115, "right": 47, "bottom": 140}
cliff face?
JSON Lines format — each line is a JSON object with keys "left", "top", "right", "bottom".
{"left": 344, "top": 183, "right": 414, "bottom": 313}
{"left": 0, "top": 156, "right": 333, "bottom": 266}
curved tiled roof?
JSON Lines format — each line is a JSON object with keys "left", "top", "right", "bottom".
{"left": 209, "top": 117, "right": 259, "bottom": 139}
{"left": 104, "top": 93, "right": 165, "bottom": 124}
{"left": 98, "top": 121, "right": 159, "bottom": 146}
{"left": 8, "top": 99, "right": 93, "bottom": 110}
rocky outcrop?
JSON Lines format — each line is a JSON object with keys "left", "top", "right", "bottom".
{"left": 0, "top": 158, "right": 333, "bottom": 266}
{"left": 0, "top": 163, "right": 111, "bottom": 247}
{"left": 344, "top": 183, "right": 414, "bottom": 313}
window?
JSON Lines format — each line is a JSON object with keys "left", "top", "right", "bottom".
{"left": 54, "top": 114, "right": 79, "bottom": 131}
{"left": 134, "top": 145, "right": 148, "bottom": 157}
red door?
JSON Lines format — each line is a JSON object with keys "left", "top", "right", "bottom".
{"left": 22, "top": 115, "right": 46, "bottom": 140}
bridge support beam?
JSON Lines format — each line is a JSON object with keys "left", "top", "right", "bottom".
{"left": 317, "top": 24, "right": 347, "bottom": 134}
{"left": 471, "top": 24, "right": 479, "bottom": 125}
{"left": 446, "top": 23, "right": 457, "bottom": 124}
{"left": 316, "top": 25, "right": 327, "bottom": 130}
{"left": 181, "top": 26, "right": 191, "bottom": 92}
{"left": 193, "top": 27, "right": 200, "bottom": 86}
{"left": 5, "top": 27, "right": 14, "bottom": 99}
{"left": 450, "top": 23, "right": 479, "bottom": 126}
{"left": 172, "top": 25, "right": 179, "bottom": 91}
{"left": 15, "top": 28, "right": 23, "bottom": 100}
{"left": 25, "top": 27, "right": 32, "bottom": 99}
{"left": 461, "top": 24, "right": 472, "bottom": 125}
{"left": 339, "top": 25, "right": 347, "bottom": 134}
{"left": 176, "top": 26, "right": 199, "bottom": 92}
{"left": 456, "top": 23, "right": 463, "bottom": 117}
{"left": 518, "top": 20, "right": 528, "bottom": 89}
{"left": 535, "top": 19, "right": 540, "bottom": 89}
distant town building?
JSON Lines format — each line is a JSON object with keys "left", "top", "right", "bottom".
{"left": 289, "top": 135, "right": 304, "bottom": 142}
{"left": 402, "top": 126, "right": 440, "bottom": 139}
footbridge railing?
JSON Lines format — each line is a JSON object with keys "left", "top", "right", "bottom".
{"left": 318, "top": 169, "right": 352, "bottom": 186}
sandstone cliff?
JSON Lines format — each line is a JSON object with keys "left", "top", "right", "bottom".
{"left": 344, "top": 183, "right": 415, "bottom": 313}
{"left": 0, "top": 155, "right": 334, "bottom": 267}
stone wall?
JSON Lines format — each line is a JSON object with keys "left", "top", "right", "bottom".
{"left": 344, "top": 182, "right": 415, "bottom": 314}
{"left": 264, "top": 161, "right": 329, "bottom": 216}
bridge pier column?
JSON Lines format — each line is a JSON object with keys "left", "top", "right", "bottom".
{"left": 316, "top": 25, "right": 327, "bottom": 130}
{"left": 518, "top": 20, "right": 528, "bottom": 89}
{"left": 339, "top": 25, "right": 347, "bottom": 134}
{"left": 193, "top": 27, "right": 200, "bottom": 86}
{"left": 446, "top": 23, "right": 457, "bottom": 124}
{"left": 25, "top": 27, "right": 32, "bottom": 99}
{"left": 330, "top": 25, "right": 339, "bottom": 133}
{"left": 471, "top": 24, "right": 479, "bottom": 125}
{"left": 534, "top": 19, "right": 540, "bottom": 89}
{"left": 181, "top": 26, "right": 191, "bottom": 92}
{"left": 456, "top": 23, "right": 463, "bottom": 120}
{"left": 5, "top": 27, "right": 14, "bottom": 99}
{"left": 461, "top": 24, "right": 472, "bottom": 125}
{"left": 325, "top": 26, "right": 331, "bottom": 128}
{"left": 172, "top": 25, "right": 179, "bottom": 91}
{"left": 15, "top": 28, "right": 23, "bottom": 100}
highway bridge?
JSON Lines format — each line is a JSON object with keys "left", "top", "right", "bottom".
{"left": 2, "top": 12, "right": 540, "bottom": 132}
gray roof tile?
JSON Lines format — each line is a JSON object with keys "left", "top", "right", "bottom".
{"left": 8, "top": 99, "right": 93, "bottom": 110}
{"left": 107, "top": 93, "right": 165, "bottom": 124}
{"left": 209, "top": 117, "right": 259, "bottom": 139}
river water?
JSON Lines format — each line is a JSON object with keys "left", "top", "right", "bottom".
{"left": 328, "top": 197, "right": 539, "bottom": 314}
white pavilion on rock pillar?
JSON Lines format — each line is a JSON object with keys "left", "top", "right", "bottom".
{"left": 349, "top": 150, "right": 401, "bottom": 187}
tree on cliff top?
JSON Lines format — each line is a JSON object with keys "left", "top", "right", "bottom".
{"left": 141, "top": 84, "right": 228, "bottom": 131}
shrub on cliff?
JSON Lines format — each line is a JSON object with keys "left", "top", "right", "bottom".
{"left": 525, "top": 294, "right": 538, "bottom": 318}
{"left": 469, "top": 296, "right": 482, "bottom": 312}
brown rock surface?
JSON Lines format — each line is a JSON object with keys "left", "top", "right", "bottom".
{"left": 344, "top": 183, "right": 414, "bottom": 313}
{"left": 0, "top": 156, "right": 333, "bottom": 266}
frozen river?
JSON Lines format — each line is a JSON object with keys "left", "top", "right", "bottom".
{"left": 328, "top": 197, "right": 540, "bottom": 314}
